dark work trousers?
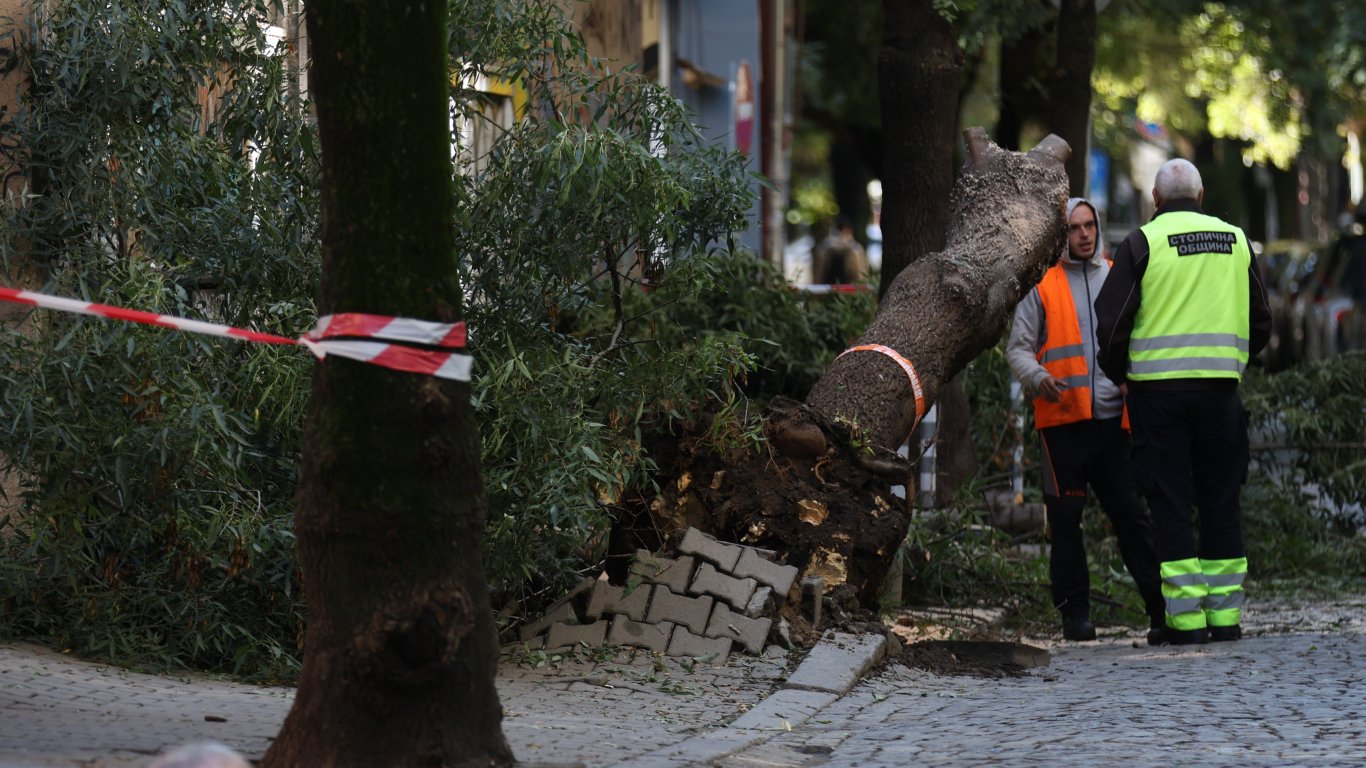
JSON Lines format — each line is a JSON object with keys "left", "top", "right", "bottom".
{"left": 1126, "top": 388, "right": 1249, "bottom": 565}
{"left": 1039, "top": 417, "right": 1165, "bottom": 626}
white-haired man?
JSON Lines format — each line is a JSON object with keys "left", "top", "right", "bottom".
{"left": 1095, "top": 158, "right": 1271, "bottom": 646}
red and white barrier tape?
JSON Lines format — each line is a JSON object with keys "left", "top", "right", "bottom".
{"left": 0, "top": 287, "right": 472, "bottom": 382}
{"left": 836, "top": 343, "right": 925, "bottom": 423}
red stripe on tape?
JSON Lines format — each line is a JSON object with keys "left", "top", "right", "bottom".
{"left": 308, "top": 312, "right": 467, "bottom": 348}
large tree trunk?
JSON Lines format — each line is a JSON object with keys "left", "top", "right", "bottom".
{"left": 878, "top": 0, "right": 971, "bottom": 506}
{"left": 995, "top": 14, "right": 1055, "bottom": 151}
{"left": 876, "top": 0, "right": 962, "bottom": 293}
{"left": 263, "top": 3, "right": 513, "bottom": 767}
{"left": 1049, "top": 0, "right": 1097, "bottom": 196}
{"left": 808, "top": 129, "right": 1070, "bottom": 453}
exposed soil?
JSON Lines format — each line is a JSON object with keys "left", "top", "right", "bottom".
{"left": 609, "top": 397, "right": 911, "bottom": 610}
{"left": 899, "top": 639, "right": 1050, "bottom": 678}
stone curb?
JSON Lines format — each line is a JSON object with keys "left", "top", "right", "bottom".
{"left": 782, "top": 630, "right": 889, "bottom": 694}
{"left": 604, "top": 629, "right": 888, "bottom": 768}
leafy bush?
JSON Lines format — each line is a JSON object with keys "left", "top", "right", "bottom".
{"left": 1241, "top": 353, "right": 1366, "bottom": 578}
{"left": 0, "top": 0, "right": 316, "bottom": 679}
{"left": 448, "top": 1, "right": 877, "bottom": 615}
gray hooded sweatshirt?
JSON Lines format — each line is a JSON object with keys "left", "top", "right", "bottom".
{"left": 1006, "top": 197, "right": 1124, "bottom": 422}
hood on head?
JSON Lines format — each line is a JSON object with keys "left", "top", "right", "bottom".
{"left": 1062, "top": 197, "right": 1103, "bottom": 264}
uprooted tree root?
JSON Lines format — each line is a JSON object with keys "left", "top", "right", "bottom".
{"left": 609, "top": 396, "right": 913, "bottom": 612}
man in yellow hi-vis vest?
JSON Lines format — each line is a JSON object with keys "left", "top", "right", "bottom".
{"left": 1096, "top": 159, "right": 1272, "bottom": 645}
{"left": 1008, "top": 197, "right": 1165, "bottom": 643}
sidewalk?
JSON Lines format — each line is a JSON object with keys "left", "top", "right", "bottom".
{"left": 0, "top": 631, "right": 888, "bottom": 768}
{"left": 2, "top": 593, "right": 1361, "bottom": 767}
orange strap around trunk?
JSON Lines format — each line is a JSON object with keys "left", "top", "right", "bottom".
{"left": 836, "top": 343, "right": 926, "bottom": 424}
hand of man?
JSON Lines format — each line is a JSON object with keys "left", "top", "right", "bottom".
{"left": 1037, "top": 375, "right": 1068, "bottom": 403}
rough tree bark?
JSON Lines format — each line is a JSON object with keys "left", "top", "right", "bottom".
{"left": 878, "top": 0, "right": 974, "bottom": 508}
{"left": 876, "top": 0, "right": 962, "bottom": 294}
{"left": 1049, "top": 0, "right": 1097, "bottom": 196}
{"left": 263, "top": 2, "right": 513, "bottom": 767}
{"left": 794, "top": 130, "right": 1069, "bottom": 600}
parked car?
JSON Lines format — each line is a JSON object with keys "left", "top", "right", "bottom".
{"left": 1302, "top": 213, "right": 1366, "bottom": 361}
{"left": 1257, "top": 240, "right": 1319, "bottom": 371}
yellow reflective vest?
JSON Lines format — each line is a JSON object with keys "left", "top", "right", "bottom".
{"left": 1130, "top": 211, "right": 1252, "bottom": 381}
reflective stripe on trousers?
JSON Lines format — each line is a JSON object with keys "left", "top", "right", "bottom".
{"left": 1202, "top": 557, "right": 1247, "bottom": 627}
{"left": 1161, "top": 558, "right": 1208, "bottom": 630}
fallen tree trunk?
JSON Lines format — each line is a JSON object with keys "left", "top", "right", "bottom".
{"left": 626, "top": 129, "right": 1070, "bottom": 609}
{"left": 807, "top": 128, "right": 1070, "bottom": 451}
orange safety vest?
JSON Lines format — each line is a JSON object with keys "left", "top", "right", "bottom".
{"left": 1032, "top": 264, "right": 1128, "bottom": 430}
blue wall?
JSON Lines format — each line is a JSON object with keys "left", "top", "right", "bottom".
{"left": 672, "top": 0, "right": 762, "bottom": 253}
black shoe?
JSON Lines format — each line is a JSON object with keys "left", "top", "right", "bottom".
{"left": 1209, "top": 625, "right": 1242, "bottom": 642}
{"left": 1062, "top": 616, "right": 1097, "bottom": 641}
{"left": 1147, "top": 626, "right": 1209, "bottom": 646}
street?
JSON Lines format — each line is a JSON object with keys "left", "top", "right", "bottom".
{"left": 720, "top": 631, "right": 1364, "bottom": 767}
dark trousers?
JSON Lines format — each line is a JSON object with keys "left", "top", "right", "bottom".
{"left": 1039, "top": 417, "right": 1165, "bottom": 626}
{"left": 1126, "top": 388, "right": 1248, "bottom": 564}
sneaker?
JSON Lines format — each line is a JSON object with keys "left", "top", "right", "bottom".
{"left": 1209, "top": 625, "right": 1242, "bottom": 642}
{"left": 1062, "top": 616, "right": 1097, "bottom": 641}
{"left": 1147, "top": 626, "right": 1209, "bottom": 646}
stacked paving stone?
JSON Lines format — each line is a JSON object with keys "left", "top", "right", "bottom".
{"left": 518, "top": 527, "right": 799, "bottom": 664}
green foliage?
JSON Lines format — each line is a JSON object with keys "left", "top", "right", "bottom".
{"left": 1241, "top": 354, "right": 1366, "bottom": 577}
{"left": 0, "top": 0, "right": 772, "bottom": 673}
{"left": 0, "top": 0, "right": 316, "bottom": 679}
{"left": 444, "top": 2, "right": 761, "bottom": 612}
{"left": 472, "top": 247, "right": 876, "bottom": 610}
{"left": 600, "top": 255, "right": 876, "bottom": 402}
{"left": 1095, "top": 1, "right": 1366, "bottom": 168}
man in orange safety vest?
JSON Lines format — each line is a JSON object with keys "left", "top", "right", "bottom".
{"left": 1007, "top": 197, "right": 1166, "bottom": 642}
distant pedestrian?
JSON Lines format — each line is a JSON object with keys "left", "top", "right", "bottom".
{"left": 1095, "top": 158, "right": 1272, "bottom": 645}
{"left": 1007, "top": 197, "right": 1165, "bottom": 642}
{"left": 811, "top": 214, "right": 869, "bottom": 285}
{"left": 149, "top": 742, "right": 250, "bottom": 768}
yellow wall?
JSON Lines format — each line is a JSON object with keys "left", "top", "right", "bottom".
{"left": 0, "top": 0, "right": 27, "bottom": 202}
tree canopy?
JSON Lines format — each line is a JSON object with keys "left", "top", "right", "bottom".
{"left": 1094, "top": 0, "right": 1366, "bottom": 168}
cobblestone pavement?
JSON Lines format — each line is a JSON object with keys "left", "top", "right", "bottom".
{"left": 717, "top": 595, "right": 1366, "bottom": 768}
{"left": 1, "top": 594, "right": 1362, "bottom": 767}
